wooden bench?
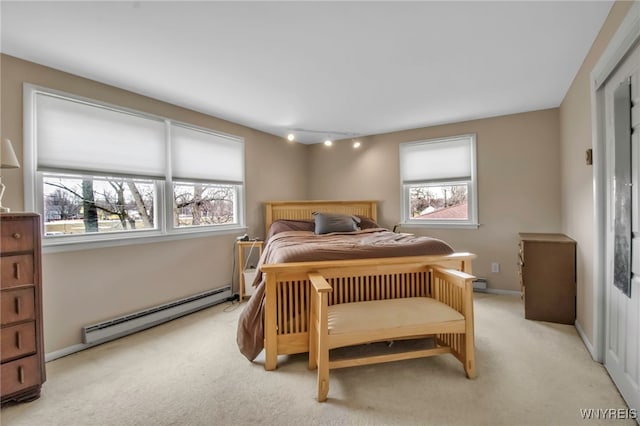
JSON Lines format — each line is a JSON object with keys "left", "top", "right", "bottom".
{"left": 308, "top": 267, "right": 476, "bottom": 402}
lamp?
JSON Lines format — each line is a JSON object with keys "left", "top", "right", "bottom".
{"left": 0, "top": 138, "right": 21, "bottom": 213}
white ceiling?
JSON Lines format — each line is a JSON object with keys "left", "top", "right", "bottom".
{"left": 1, "top": 1, "right": 613, "bottom": 144}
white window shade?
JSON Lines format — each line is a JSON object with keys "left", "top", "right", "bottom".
{"left": 171, "top": 124, "right": 244, "bottom": 184}
{"left": 36, "top": 93, "right": 166, "bottom": 178}
{"left": 400, "top": 136, "right": 472, "bottom": 183}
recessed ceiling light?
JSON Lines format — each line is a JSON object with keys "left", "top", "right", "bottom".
{"left": 287, "top": 133, "right": 295, "bottom": 142}
{"left": 324, "top": 140, "right": 333, "bottom": 146}
{"left": 353, "top": 141, "right": 361, "bottom": 148}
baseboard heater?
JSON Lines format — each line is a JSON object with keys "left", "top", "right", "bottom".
{"left": 82, "top": 285, "right": 231, "bottom": 346}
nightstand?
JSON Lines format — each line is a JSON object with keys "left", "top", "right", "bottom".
{"left": 237, "top": 240, "right": 263, "bottom": 300}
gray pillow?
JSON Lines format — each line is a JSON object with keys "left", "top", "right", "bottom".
{"left": 313, "top": 212, "right": 361, "bottom": 234}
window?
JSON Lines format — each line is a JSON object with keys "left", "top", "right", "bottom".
{"left": 400, "top": 134, "right": 478, "bottom": 228}
{"left": 43, "top": 173, "right": 157, "bottom": 235}
{"left": 170, "top": 124, "right": 243, "bottom": 229}
{"left": 24, "top": 84, "right": 245, "bottom": 248}
{"left": 173, "top": 182, "right": 237, "bottom": 227}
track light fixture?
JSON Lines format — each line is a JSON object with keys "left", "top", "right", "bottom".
{"left": 286, "top": 128, "right": 360, "bottom": 145}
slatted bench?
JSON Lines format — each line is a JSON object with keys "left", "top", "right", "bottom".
{"left": 308, "top": 267, "right": 476, "bottom": 402}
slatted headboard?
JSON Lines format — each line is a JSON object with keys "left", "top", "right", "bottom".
{"left": 264, "top": 200, "right": 377, "bottom": 234}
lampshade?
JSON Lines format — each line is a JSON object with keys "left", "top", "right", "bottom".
{"left": 1, "top": 139, "right": 20, "bottom": 169}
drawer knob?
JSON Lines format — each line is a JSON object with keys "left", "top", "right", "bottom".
{"left": 18, "top": 366, "right": 25, "bottom": 384}
{"left": 12, "top": 232, "right": 22, "bottom": 240}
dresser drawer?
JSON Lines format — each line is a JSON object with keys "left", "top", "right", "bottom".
{"left": 1, "top": 288, "right": 35, "bottom": 326}
{"left": 0, "top": 219, "right": 35, "bottom": 253}
{"left": 1, "top": 322, "right": 37, "bottom": 362}
{"left": 1, "top": 354, "right": 41, "bottom": 397}
{"left": 1, "top": 255, "right": 35, "bottom": 289}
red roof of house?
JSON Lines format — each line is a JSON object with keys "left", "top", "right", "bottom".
{"left": 418, "top": 202, "right": 468, "bottom": 219}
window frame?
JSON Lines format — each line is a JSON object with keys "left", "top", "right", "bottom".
{"left": 399, "top": 134, "right": 479, "bottom": 229}
{"left": 40, "top": 171, "right": 161, "bottom": 234}
{"left": 171, "top": 179, "right": 243, "bottom": 230}
{"left": 24, "top": 84, "right": 246, "bottom": 252}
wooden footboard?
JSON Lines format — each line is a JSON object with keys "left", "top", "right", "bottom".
{"left": 260, "top": 252, "right": 475, "bottom": 370}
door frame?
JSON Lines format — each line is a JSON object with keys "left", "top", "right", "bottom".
{"left": 591, "top": 0, "right": 640, "bottom": 362}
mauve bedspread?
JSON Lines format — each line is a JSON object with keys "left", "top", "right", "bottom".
{"left": 236, "top": 228, "right": 454, "bottom": 361}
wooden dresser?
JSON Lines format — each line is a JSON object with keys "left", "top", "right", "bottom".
{"left": 1, "top": 213, "right": 45, "bottom": 404}
{"left": 518, "top": 233, "right": 576, "bottom": 324}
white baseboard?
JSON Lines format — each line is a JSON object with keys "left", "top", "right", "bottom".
{"left": 575, "top": 319, "right": 600, "bottom": 362}
{"left": 45, "top": 343, "right": 93, "bottom": 362}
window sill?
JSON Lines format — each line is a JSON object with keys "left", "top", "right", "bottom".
{"left": 400, "top": 221, "right": 480, "bottom": 230}
{"left": 42, "top": 225, "right": 247, "bottom": 254}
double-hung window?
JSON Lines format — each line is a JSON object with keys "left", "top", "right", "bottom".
{"left": 24, "top": 84, "right": 245, "bottom": 248}
{"left": 171, "top": 124, "right": 244, "bottom": 228}
{"left": 400, "top": 134, "right": 478, "bottom": 228}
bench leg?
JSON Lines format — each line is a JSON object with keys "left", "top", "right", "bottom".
{"left": 312, "top": 307, "right": 329, "bottom": 401}
{"left": 464, "top": 332, "right": 476, "bottom": 379}
{"left": 309, "top": 325, "right": 318, "bottom": 370}
{"left": 316, "top": 294, "right": 329, "bottom": 401}
{"left": 464, "top": 344, "right": 476, "bottom": 379}
{"left": 465, "top": 359, "right": 476, "bottom": 379}
{"left": 317, "top": 355, "right": 329, "bottom": 402}
{"left": 309, "top": 274, "right": 331, "bottom": 401}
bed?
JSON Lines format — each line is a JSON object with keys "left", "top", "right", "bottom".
{"left": 237, "top": 200, "right": 476, "bottom": 370}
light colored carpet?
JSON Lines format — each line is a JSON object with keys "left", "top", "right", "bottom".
{"left": 1, "top": 294, "right": 634, "bottom": 426}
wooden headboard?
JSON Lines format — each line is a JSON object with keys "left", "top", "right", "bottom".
{"left": 264, "top": 200, "right": 377, "bottom": 234}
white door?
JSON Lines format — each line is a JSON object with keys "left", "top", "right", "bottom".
{"left": 604, "top": 42, "right": 640, "bottom": 412}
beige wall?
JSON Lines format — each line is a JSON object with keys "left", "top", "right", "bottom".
{"left": 559, "top": 1, "right": 633, "bottom": 345}
{"left": 308, "top": 109, "right": 563, "bottom": 291}
{"left": 0, "top": 54, "right": 308, "bottom": 352}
